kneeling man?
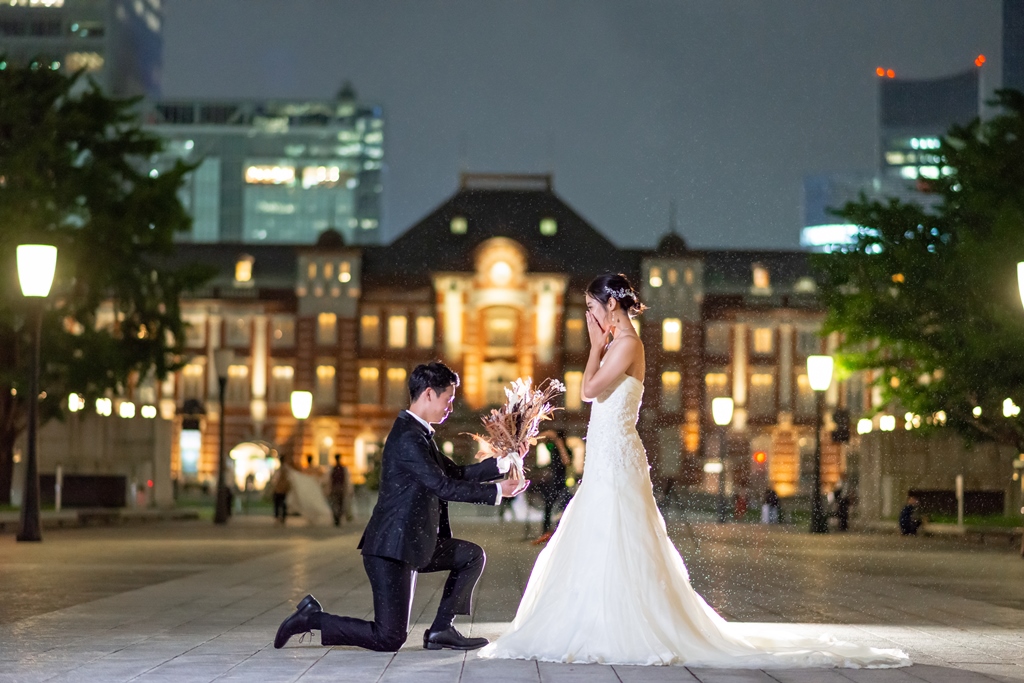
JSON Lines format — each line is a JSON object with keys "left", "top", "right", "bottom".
{"left": 274, "top": 361, "right": 528, "bottom": 651}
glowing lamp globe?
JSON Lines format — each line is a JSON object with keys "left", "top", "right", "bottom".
{"left": 290, "top": 390, "right": 313, "bottom": 420}
{"left": 806, "top": 355, "right": 834, "bottom": 392}
{"left": 711, "top": 397, "right": 734, "bottom": 426}
{"left": 1017, "top": 262, "right": 1024, "bottom": 310}
{"left": 17, "top": 245, "right": 57, "bottom": 297}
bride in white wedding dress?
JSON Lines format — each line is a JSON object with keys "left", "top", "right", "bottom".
{"left": 479, "top": 274, "right": 910, "bottom": 669}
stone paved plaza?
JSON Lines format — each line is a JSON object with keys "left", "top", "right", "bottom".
{"left": 2, "top": 511, "right": 1024, "bottom": 683}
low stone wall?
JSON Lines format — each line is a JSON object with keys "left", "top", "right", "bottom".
{"left": 856, "top": 431, "right": 1021, "bottom": 520}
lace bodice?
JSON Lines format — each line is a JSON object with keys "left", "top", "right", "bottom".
{"left": 582, "top": 374, "right": 650, "bottom": 479}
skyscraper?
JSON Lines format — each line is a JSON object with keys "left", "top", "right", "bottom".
{"left": 801, "top": 67, "right": 980, "bottom": 251}
{"left": 878, "top": 69, "right": 979, "bottom": 184}
{"left": 0, "top": 0, "right": 162, "bottom": 98}
{"left": 144, "top": 84, "right": 385, "bottom": 246}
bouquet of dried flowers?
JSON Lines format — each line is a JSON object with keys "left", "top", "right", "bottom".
{"left": 464, "top": 377, "right": 565, "bottom": 481}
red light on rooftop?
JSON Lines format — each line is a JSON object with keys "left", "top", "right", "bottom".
{"left": 886, "top": 69, "right": 896, "bottom": 79}
{"left": 975, "top": 54, "right": 986, "bottom": 67}
{"left": 875, "top": 67, "right": 885, "bottom": 77}
{"left": 147, "top": 479, "right": 154, "bottom": 488}
{"left": 753, "top": 451, "right": 767, "bottom": 465}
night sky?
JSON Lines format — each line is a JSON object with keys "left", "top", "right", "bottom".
{"left": 163, "top": 1, "right": 1002, "bottom": 249}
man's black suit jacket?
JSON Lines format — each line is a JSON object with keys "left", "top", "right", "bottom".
{"left": 358, "top": 412, "right": 502, "bottom": 568}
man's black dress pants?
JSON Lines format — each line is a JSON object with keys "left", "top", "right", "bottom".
{"left": 319, "top": 538, "right": 485, "bottom": 651}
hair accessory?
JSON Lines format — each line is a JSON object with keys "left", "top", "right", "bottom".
{"left": 607, "top": 286, "right": 634, "bottom": 301}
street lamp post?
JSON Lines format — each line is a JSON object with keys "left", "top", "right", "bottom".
{"left": 213, "top": 348, "right": 233, "bottom": 524}
{"left": 290, "top": 390, "right": 313, "bottom": 468}
{"left": 16, "top": 245, "right": 57, "bottom": 543}
{"left": 711, "top": 396, "right": 734, "bottom": 523}
{"left": 807, "top": 354, "right": 834, "bottom": 534}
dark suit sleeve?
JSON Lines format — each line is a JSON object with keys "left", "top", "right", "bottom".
{"left": 454, "top": 458, "right": 502, "bottom": 483}
{"left": 395, "top": 432, "right": 498, "bottom": 505}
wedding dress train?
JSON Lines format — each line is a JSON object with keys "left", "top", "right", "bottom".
{"left": 479, "top": 374, "right": 910, "bottom": 668}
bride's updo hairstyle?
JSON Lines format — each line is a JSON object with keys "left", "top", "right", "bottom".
{"left": 586, "top": 273, "right": 648, "bottom": 319}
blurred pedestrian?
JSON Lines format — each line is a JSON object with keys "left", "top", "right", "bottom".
{"left": 733, "top": 491, "right": 748, "bottom": 522}
{"left": 761, "top": 488, "right": 781, "bottom": 524}
{"left": 330, "top": 454, "right": 352, "bottom": 526}
{"left": 898, "top": 495, "right": 923, "bottom": 535}
{"left": 534, "top": 431, "right": 573, "bottom": 543}
{"left": 271, "top": 456, "right": 292, "bottom": 524}
{"left": 834, "top": 484, "right": 850, "bottom": 532}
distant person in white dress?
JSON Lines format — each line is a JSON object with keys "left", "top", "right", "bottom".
{"left": 479, "top": 273, "right": 910, "bottom": 669}
{"left": 284, "top": 455, "right": 333, "bottom": 526}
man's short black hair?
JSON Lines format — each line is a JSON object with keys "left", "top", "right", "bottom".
{"left": 408, "top": 361, "right": 460, "bottom": 402}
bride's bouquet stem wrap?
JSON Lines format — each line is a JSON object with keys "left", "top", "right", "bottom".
{"left": 464, "top": 377, "right": 565, "bottom": 482}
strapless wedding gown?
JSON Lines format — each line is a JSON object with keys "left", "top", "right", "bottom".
{"left": 479, "top": 374, "right": 910, "bottom": 668}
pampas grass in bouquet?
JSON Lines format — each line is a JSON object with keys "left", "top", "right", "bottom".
{"left": 464, "top": 377, "right": 565, "bottom": 482}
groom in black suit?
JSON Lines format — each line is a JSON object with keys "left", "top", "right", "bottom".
{"left": 274, "top": 361, "right": 528, "bottom": 652}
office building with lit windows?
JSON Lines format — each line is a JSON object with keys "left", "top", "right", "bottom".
{"left": 801, "top": 67, "right": 981, "bottom": 252}
{"left": 142, "top": 83, "right": 384, "bottom": 246}
{"left": 0, "top": 0, "right": 162, "bottom": 98}
{"left": 134, "top": 173, "right": 851, "bottom": 505}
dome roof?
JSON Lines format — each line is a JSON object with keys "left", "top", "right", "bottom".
{"left": 657, "top": 232, "right": 688, "bottom": 256}
{"left": 315, "top": 229, "right": 346, "bottom": 249}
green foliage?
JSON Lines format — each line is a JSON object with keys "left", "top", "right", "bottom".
{"left": 814, "top": 90, "right": 1024, "bottom": 450}
{"left": 0, "top": 62, "right": 212, "bottom": 499}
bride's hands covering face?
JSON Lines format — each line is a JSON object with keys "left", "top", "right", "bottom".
{"left": 585, "top": 310, "right": 608, "bottom": 350}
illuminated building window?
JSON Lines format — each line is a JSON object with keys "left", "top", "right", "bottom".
{"left": 662, "top": 318, "right": 682, "bottom": 352}
{"left": 225, "top": 315, "right": 252, "bottom": 346}
{"left": 752, "top": 263, "right": 770, "bottom": 292}
{"left": 360, "top": 315, "right": 380, "bottom": 348}
{"left": 489, "top": 260, "right": 513, "bottom": 286}
{"left": 181, "top": 363, "right": 204, "bottom": 401}
{"left": 226, "top": 364, "right": 250, "bottom": 404}
{"left": 270, "top": 316, "right": 295, "bottom": 348}
{"left": 450, "top": 216, "right": 468, "bottom": 234}
{"left": 668, "top": 269, "right": 678, "bottom": 285}
{"left": 685, "top": 268, "right": 694, "bottom": 285}
{"left": 338, "top": 261, "right": 352, "bottom": 283}
{"left": 183, "top": 314, "right": 206, "bottom": 348}
{"left": 649, "top": 267, "right": 663, "bottom": 288}
{"left": 661, "top": 371, "right": 681, "bottom": 412}
{"left": 316, "top": 364, "right": 336, "bottom": 406}
{"left": 301, "top": 165, "right": 342, "bottom": 189}
{"left": 415, "top": 316, "right": 435, "bottom": 349}
{"left": 705, "top": 323, "right": 730, "bottom": 356}
{"left": 65, "top": 51, "right": 102, "bottom": 72}
{"left": 704, "top": 371, "right": 729, "bottom": 413}
{"left": 245, "top": 165, "right": 295, "bottom": 185}
{"left": 386, "top": 366, "right": 408, "bottom": 406}
{"left": 564, "top": 371, "right": 583, "bottom": 411}
{"left": 539, "top": 217, "right": 557, "bottom": 236}
{"left": 317, "top": 313, "right": 337, "bottom": 345}
{"left": 234, "top": 255, "right": 254, "bottom": 284}
{"left": 323, "top": 262, "right": 334, "bottom": 280}
{"left": 358, "top": 366, "right": 380, "bottom": 405}
{"left": 752, "top": 327, "right": 774, "bottom": 355}
{"left": 388, "top": 316, "right": 408, "bottom": 349}
{"left": 565, "top": 313, "right": 584, "bottom": 353}
{"left": 269, "top": 364, "right": 294, "bottom": 404}
{"left": 307, "top": 262, "right": 317, "bottom": 280}
{"left": 485, "top": 307, "right": 516, "bottom": 351}
{"left": 748, "top": 371, "right": 776, "bottom": 418}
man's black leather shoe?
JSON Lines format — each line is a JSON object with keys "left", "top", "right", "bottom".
{"left": 423, "top": 626, "right": 489, "bottom": 651}
{"left": 274, "top": 594, "right": 322, "bottom": 649}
